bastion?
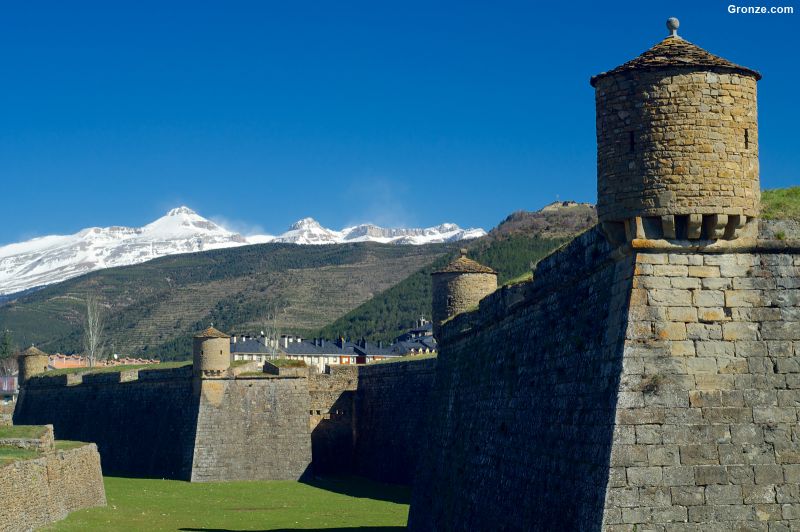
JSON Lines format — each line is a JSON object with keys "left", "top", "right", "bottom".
{"left": 13, "top": 331, "right": 435, "bottom": 485}
{"left": 0, "top": 424, "right": 106, "bottom": 531}
{"left": 408, "top": 19, "right": 800, "bottom": 531}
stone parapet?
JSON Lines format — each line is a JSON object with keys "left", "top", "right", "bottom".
{"left": 0, "top": 443, "right": 106, "bottom": 531}
{"left": 0, "top": 424, "right": 54, "bottom": 452}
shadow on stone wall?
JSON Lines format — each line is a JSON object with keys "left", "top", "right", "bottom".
{"left": 178, "top": 526, "right": 406, "bottom": 532}
{"left": 408, "top": 228, "right": 634, "bottom": 531}
{"left": 308, "top": 358, "right": 437, "bottom": 485}
{"left": 310, "top": 392, "right": 356, "bottom": 475}
{"left": 14, "top": 373, "right": 200, "bottom": 480}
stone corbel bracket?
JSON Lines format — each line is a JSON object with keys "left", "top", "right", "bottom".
{"left": 602, "top": 213, "right": 757, "bottom": 247}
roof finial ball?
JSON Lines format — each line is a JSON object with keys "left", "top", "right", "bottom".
{"left": 666, "top": 17, "right": 680, "bottom": 38}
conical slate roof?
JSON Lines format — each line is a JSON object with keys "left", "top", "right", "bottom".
{"left": 194, "top": 326, "right": 230, "bottom": 339}
{"left": 20, "top": 346, "right": 49, "bottom": 357}
{"left": 433, "top": 249, "right": 496, "bottom": 275}
{"left": 590, "top": 35, "right": 761, "bottom": 87}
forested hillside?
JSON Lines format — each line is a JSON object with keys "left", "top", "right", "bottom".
{"left": 318, "top": 234, "right": 571, "bottom": 343}
{"left": 0, "top": 242, "right": 455, "bottom": 359}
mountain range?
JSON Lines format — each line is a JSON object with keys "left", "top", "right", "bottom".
{"left": 0, "top": 200, "right": 597, "bottom": 358}
{"left": 0, "top": 207, "right": 485, "bottom": 296}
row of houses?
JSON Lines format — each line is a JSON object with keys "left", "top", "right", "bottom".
{"left": 232, "top": 318, "right": 437, "bottom": 373}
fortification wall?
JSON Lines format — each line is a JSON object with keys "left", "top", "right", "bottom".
{"left": 308, "top": 360, "right": 436, "bottom": 483}
{"left": 410, "top": 227, "right": 634, "bottom": 530}
{"left": 0, "top": 444, "right": 106, "bottom": 531}
{"left": 14, "top": 366, "right": 199, "bottom": 479}
{"left": 601, "top": 249, "right": 800, "bottom": 530}
{"left": 308, "top": 365, "right": 359, "bottom": 474}
{"left": 354, "top": 358, "right": 437, "bottom": 483}
{"left": 12, "top": 359, "right": 433, "bottom": 483}
{"left": 409, "top": 227, "right": 800, "bottom": 530}
{"left": 191, "top": 376, "right": 312, "bottom": 482}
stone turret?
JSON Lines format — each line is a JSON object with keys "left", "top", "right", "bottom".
{"left": 431, "top": 249, "right": 497, "bottom": 338}
{"left": 19, "top": 346, "right": 49, "bottom": 382}
{"left": 193, "top": 326, "right": 231, "bottom": 378}
{"left": 591, "top": 18, "right": 761, "bottom": 243}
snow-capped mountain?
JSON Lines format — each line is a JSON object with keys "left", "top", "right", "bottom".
{"left": 269, "top": 218, "right": 486, "bottom": 245}
{"left": 0, "top": 207, "right": 247, "bottom": 296}
{"left": 0, "top": 208, "right": 485, "bottom": 295}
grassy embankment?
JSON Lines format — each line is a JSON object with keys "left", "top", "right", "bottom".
{"left": 761, "top": 187, "right": 800, "bottom": 221}
{"left": 46, "top": 476, "right": 409, "bottom": 531}
{"left": 0, "top": 425, "right": 86, "bottom": 465}
{"left": 40, "top": 360, "right": 190, "bottom": 377}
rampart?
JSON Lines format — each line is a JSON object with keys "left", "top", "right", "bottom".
{"left": 13, "top": 359, "right": 434, "bottom": 484}
{"left": 14, "top": 365, "right": 199, "bottom": 479}
{"left": 409, "top": 226, "right": 800, "bottom": 530}
{"left": 410, "top": 227, "right": 633, "bottom": 530}
{"left": 191, "top": 376, "right": 311, "bottom": 482}
{"left": 354, "top": 358, "right": 436, "bottom": 483}
{"left": 14, "top": 366, "right": 312, "bottom": 481}
{"left": 308, "top": 358, "right": 437, "bottom": 483}
{"left": 0, "top": 427, "right": 106, "bottom": 532}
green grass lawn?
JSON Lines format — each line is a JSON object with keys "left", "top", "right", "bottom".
{"left": 40, "top": 361, "right": 190, "bottom": 377}
{"left": 46, "top": 476, "right": 409, "bottom": 531}
{"left": 0, "top": 446, "right": 41, "bottom": 465}
{"left": 0, "top": 424, "right": 47, "bottom": 439}
{"left": 269, "top": 358, "right": 308, "bottom": 368}
{"left": 371, "top": 353, "right": 436, "bottom": 365}
{"left": 762, "top": 187, "right": 800, "bottom": 220}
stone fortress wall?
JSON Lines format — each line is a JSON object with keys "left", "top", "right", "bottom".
{"left": 14, "top": 357, "right": 436, "bottom": 484}
{"left": 191, "top": 376, "right": 311, "bottom": 482}
{"left": 307, "top": 359, "right": 436, "bottom": 483}
{"left": 0, "top": 426, "right": 106, "bottom": 532}
{"left": 353, "top": 358, "right": 437, "bottom": 483}
{"left": 409, "top": 226, "right": 800, "bottom": 530}
{"left": 14, "top": 365, "right": 201, "bottom": 479}
{"left": 408, "top": 19, "right": 800, "bottom": 531}
{"left": 14, "top": 367, "right": 313, "bottom": 482}
{"left": 603, "top": 247, "right": 800, "bottom": 530}
{"left": 410, "top": 228, "right": 634, "bottom": 530}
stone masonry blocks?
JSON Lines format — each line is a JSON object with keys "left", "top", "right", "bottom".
{"left": 595, "top": 70, "right": 759, "bottom": 223}
{"left": 409, "top": 227, "right": 800, "bottom": 531}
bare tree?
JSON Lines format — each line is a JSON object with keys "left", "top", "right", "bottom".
{"left": 0, "top": 329, "right": 16, "bottom": 377}
{"left": 262, "top": 305, "right": 282, "bottom": 360}
{"left": 84, "top": 294, "right": 105, "bottom": 367}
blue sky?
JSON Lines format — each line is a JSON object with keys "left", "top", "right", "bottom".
{"left": 1, "top": 1, "right": 796, "bottom": 243}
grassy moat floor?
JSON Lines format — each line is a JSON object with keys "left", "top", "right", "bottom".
{"left": 45, "top": 476, "right": 410, "bottom": 531}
